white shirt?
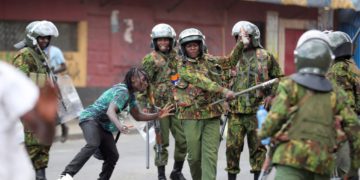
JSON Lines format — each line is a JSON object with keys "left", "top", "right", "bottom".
{"left": 0, "top": 61, "right": 39, "bottom": 180}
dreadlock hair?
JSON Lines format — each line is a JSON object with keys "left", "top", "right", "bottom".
{"left": 124, "top": 67, "right": 149, "bottom": 93}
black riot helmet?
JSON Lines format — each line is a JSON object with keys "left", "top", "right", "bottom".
{"left": 324, "top": 31, "right": 352, "bottom": 59}
{"left": 291, "top": 30, "right": 335, "bottom": 92}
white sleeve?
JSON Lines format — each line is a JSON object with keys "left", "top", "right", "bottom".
{"left": 0, "top": 61, "right": 39, "bottom": 120}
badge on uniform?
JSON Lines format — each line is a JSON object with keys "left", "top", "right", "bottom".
{"left": 170, "top": 73, "right": 180, "bottom": 86}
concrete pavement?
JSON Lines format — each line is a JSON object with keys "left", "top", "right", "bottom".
{"left": 49, "top": 118, "right": 275, "bottom": 180}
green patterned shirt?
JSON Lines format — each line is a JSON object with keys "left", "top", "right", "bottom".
{"left": 80, "top": 83, "right": 136, "bottom": 132}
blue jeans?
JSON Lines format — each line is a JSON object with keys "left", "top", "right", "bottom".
{"left": 62, "top": 120, "right": 119, "bottom": 180}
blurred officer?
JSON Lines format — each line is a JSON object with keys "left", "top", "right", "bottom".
{"left": 258, "top": 30, "right": 360, "bottom": 180}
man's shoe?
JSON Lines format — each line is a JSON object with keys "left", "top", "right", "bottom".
{"left": 58, "top": 173, "right": 73, "bottom": 180}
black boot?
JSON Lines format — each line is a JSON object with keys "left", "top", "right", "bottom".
{"left": 36, "top": 168, "right": 47, "bottom": 180}
{"left": 158, "top": 166, "right": 166, "bottom": 180}
{"left": 228, "top": 173, "right": 236, "bottom": 180}
{"left": 170, "top": 161, "right": 186, "bottom": 180}
{"left": 253, "top": 171, "right": 260, "bottom": 180}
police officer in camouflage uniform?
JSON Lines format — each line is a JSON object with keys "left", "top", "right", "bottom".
{"left": 12, "top": 20, "right": 59, "bottom": 180}
{"left": 141, "top": 23, "right": 187, "bottom": 180}
{"left": 225, "top": 21, "right": 283, "bottom": 180}
{"left": 325, "top": 30, "right": 360, "bottom": 179}
{"left": 174, "top": 28, "right": 235, "bottom": 180}
{"left": 258, "top": 30, "right": 360, "bottom": 180}
{"left": 326, "top": 31, "right": 360, "bottom": 117}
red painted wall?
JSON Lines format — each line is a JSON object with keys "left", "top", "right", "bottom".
{"left": 0, "top": 0, "right": 318, "bottom": 87}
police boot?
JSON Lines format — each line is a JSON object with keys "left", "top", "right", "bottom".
{"left": 228, "top": 173, "right": 236, "bottom": 180}
{"left": 170, "top": 161, "right": 186, "bottom": 180}
{"left": 36, "top": 168, "right": 47, "bottom": 180}
{"left": 158, "top": 166, "right": 167, "bottom": 180}
{"left": 253, "top": 171, "right": 260, "bottom": 180}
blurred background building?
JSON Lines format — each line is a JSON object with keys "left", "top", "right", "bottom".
{"left": 0, "top": 0, "right": 359, "bottom": 105}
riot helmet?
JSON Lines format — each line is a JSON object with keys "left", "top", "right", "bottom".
{"left": 14, "top": 20, "right": 59, "bottom": 49}
{"left": 291, "top": 30, "right": 335, "bottom": 92}
{"left": 231, "top": 21, "right": 261, "bottom": 48}
{"left": 150, "top": 23, "right": 176, "bottom": 51}
{"left": 324, "top": 31, "right": 352, "bottom": 59}
{"left": 178, "top": 28, "right": 206, "bottom": 58}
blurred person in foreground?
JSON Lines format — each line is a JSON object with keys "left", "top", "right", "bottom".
{"left": 12, "top": 20, "right": 59, "bottom": 180}
{"left": 0, "top": 60, "right": 57, "bottom": 180}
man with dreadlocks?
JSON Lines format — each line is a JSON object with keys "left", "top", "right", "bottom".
{"left": 58, "top": 67, "right": 174, "bottom": 180}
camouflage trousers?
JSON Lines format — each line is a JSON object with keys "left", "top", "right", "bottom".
{"left": 275, "top": 165, "right": 329, "bottom": 180}
{"left": 225, "top": 113, "right": 266, "bottom": 174}
{"left": 154, "top": 115, "right": 187, "bottom": 166}
{"left": 25, "top": 131, "right": 51, "bottom": 170}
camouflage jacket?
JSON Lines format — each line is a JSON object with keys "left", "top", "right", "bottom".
{"left": 140, "top": 50, "right": 178, "bottom": 108}
{"left": 12, "top": 47, "right": 49, "bottom": 139}
{"left": 174, "top": 54, "right": 230, "bottom": 120}
{"left": 327, "top": 58, "right": 360, "bottom": 114}
{"left": 258, "top": 78, "right": 360, "bottom": 175}
{"left": 12, "top": 47, "right": 49, "bottom": 86}
{"left": 216, "top": 42, "right": 283, "bottom": 114}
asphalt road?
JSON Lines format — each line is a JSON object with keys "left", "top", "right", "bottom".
{"left": 47, "top": 127, "right": 271, "bottom": 180}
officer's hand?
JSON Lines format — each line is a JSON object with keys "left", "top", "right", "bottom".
{"left": 225, "top": 90, "right": 235, "bottom": 101}
{"left": 239, "top": 28, "right": 250, "bottom": 47}
{"left": 264, "top": 95, "right": 275, "bottom": 110}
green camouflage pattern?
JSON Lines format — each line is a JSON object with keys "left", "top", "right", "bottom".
{"left": 175, "top": 54, "right": 230, "bottom": 120}
{"left": 12, "top": 47, "right": 48, "bottom": 86}
{"left": 25, "top": 132, "right": 51, "bottom": 170}
{"left": 327, "top": 58, "right": 360, "bottom": 114}
{"left": 140, "top": 50, "right": 187, "bottom": 166}
{"left": 229, "top": 47, "right": 283, "bottom": 114}
{"left": 275, "top": 165, "right": 329, "bottom": 180}
{"left": 258, "top": 77, "right": 360, "bottom": 175}
{"left": 142, "top": 50, "right": 179, "bottom": 107}
{"left": 12, "top": 47, "right": 51, "bottom": 170}
{"left": 225, "top": 113, "right": 266, "bottom": 174}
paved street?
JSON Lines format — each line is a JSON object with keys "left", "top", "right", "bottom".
{"left": 47, "top": 120, "right": 275, "bottom": 180}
